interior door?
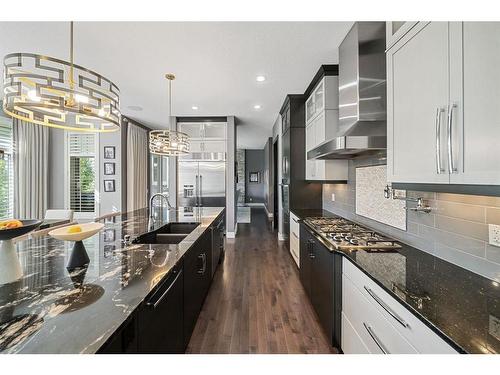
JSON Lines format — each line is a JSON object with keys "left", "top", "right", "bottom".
{"left": 451, "top": 22, "right": 500, "bottom": 184}
{"left": 388, "top": 22, "right": 450, "bottom": 184}
{"left": 177, "top": 161, "right": 199, "bottom": 207}
{"left": 198, "top": 161, "right": 226, "bottom": 207}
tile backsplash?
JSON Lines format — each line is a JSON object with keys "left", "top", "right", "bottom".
{"left": 355, "top": 165, "right": 406, "bottom": 230}
{"left": 323, "top": 156, "right": 500, "bottom": 282}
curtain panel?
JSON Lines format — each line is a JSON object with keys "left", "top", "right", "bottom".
{"left": 127, "top": 123, "right": 148, "bottom": 211}
{"left": 13, "top": 119, "right": 49, "bottom": 219}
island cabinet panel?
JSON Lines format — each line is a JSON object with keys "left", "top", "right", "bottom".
{"left": 97, "top": 314, "right": 138, "bottom": 354}
{"left": 137, "top": 264, "right": 184, "bottom": 353}
{"left": 299, "top": 223, "right": 338, "bottom": 347}
{"left": 183, "top": 230, "right": 212, "bottom": 348}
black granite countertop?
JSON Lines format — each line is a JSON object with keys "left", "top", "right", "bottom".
{"left": 0, "top": 206, "right": 224, "bottom": 354}
{"left": 295, "top": 209, "right": 500, "bottom": 354}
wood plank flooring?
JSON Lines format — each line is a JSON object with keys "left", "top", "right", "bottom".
{"left": 186, "top": 207, "right": 338, "bottom": 354}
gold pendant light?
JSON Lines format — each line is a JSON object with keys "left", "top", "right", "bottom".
{"left": 149, "top": 74, "right": 190, "bottom": 156}
{"left": 2, "top": 22, "right": 120, "bottom": 132}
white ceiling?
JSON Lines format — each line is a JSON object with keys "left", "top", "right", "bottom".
{"left": 0, "top": 22, "right": 353, "bottom": 149}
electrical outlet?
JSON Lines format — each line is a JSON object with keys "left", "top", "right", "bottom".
{"left": 331, "top": 193, "right": 336, "bottom": 202}
{"left": 488, "top": 224, "right": 500, "bottom": 247}
{"left": 489, "top": 315, "right": 500, "bottom": 341}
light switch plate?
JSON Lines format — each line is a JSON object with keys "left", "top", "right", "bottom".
{"left": 488, "top": 224, "right": 500, "bottom": 247}
{"left": 489, "top": 315, "right": 500, "bottom": 341}
{"left": 331, "top": 193, "right": 335, "bottom": 202}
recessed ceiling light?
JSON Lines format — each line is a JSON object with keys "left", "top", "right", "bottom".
{"left": 192, "top": 106, "right": 198, "bottom": 110}
{"left": 256, "top": 75, "right": 266, "bottom": 82}
{"left": 254, "top": 104, "right": 261, "bottom": 110}
{"left": 127, "top": 105, "right": 143, "bottom": 111}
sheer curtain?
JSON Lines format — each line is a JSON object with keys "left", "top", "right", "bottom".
{"left": 127, "top": 123, "right": 148, "bottom": 211}
{"left": 13, "top": 119, "right": 49, "bottom": 219}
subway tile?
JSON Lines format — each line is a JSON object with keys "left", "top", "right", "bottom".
{"left": 408, "top": 190, "right": 436, "bottom": 200}
{"left": 436, "top": 200, "right": 486, "bottom": 223}
{"left": 437, "top": 193, "right": 500, "bottom": 208}
{"left": 407, "top": 222, "right": 419, "bottom": 235}
{"left": 407, "top": 209, "right": 435, "bottom": 227}
{"left": 434, "top": 244, "right": 500, "bottom": 282}
{"left": 435, "top": 215, "right": 489, "bottom": 242}
{"left": 486, "top": 207, "right": 500, "bottom": 225}
{"left": 486, "top": 244, "right": 500, "bottom": 264}
{"left": 419, "top": 224, "right": 486, "bottom": 258}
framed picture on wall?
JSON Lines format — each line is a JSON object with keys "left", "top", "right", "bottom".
{"left": 104, "top": 179, "right": 115, "bottom": 192}
{"left": 104, "top": 146, "right": 115, "bottom": 159}
{"left": 103, "top": 229, "right": 116, "bottom": 242}
{"left": 104, "top": 162, "right": 115, "bottom": 175}
{"left": 249, "top": 172, "right": 260, "bottom": 183}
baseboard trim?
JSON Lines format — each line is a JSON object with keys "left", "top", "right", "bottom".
{"left": 226, "top": 223, "right": 238, "bottom": 238}
{"left": 246, "top": 202, "right": 274, "bottom": 218}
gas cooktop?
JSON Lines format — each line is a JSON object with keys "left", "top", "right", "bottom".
{"left": 304, "top": 216, "right": 401, "bottom": 251}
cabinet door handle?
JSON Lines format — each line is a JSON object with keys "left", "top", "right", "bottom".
{"left": 435, "top": 107, "right": 445, "bottom": 174}
{"left": 363, "top": 322, "right": 389, "bottom": 354}
{"left": 364, "top": 286, "right": 409, "bottom": 328}
{"left": 146, "top": 269, "right": 183, "bottom": 309}
{"left": 447, "top": 103, "right": 458, "bottom": 173}
{"left": 197, "top": 253, "right": 207, "bottom": 275}
{"left": 292, "top": 218, "right": 298, "bottom": 223}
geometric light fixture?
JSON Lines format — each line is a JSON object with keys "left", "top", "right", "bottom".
{"left": 2, "top": 22, "right": 120, "bottom": 132}
{"left": 149, "top": 74, "right": 190, "bottom": 156}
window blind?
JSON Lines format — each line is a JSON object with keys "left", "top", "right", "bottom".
{"left": 68, "top": 133, "right": 96, "bottom": 213}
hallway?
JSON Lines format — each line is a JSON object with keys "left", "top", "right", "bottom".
{"left": 186, "top": 208, "right": 337, "bottom": 354}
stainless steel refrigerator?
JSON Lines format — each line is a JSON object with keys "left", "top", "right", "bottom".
{"left": 177, "top": 160, "right": 226, "bottom": 207}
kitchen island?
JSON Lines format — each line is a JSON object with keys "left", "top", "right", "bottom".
{"left": 0, "top": 206, "right": 225, "bottom": 354}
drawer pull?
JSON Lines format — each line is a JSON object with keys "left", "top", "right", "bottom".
{"left": 146, "top": 269, "right": 183, "bottom": 309}
{"left": 292, "top": 232, "right": 298, "bottom": 239}
{"left": 292, "top": 218, "right": 298, "bottom": 223}
{"left": 364, "top": 286, "right": 409, "bottom": 328}
{"left": 363, "top": 322, "right": 389, "bottom": 354}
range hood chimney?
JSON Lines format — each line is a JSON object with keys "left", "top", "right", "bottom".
{"left": 308, "top": 22, "right": 387, "bottom": 160}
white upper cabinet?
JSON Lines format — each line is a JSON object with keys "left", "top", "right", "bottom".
{"left": 305, "top": 75, "right": 348, "bottom": 181}
{"left": 452, "top": 22, "right": 500, "bottom": 184}
{"left": 385, "top": 22, "right": 418, "bottom": 50}
{"left": 387, "top": 22, "right": 450, "bottom": 184}
{"left": 387, "top": 22, "right": 500, "bottom": 186}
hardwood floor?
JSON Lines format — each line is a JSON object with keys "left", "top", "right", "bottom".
{"left": 186, "top": 207, "right": 338, "bottom": 354}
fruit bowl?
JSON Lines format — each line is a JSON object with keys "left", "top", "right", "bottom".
{"left": 48, "top": 223, "right": 104, "bottom": 242}
{"left": 49, "top": 223, "right": 104, "bottom": 270}
{"left": 0, "top": 220, "right": 42, "bottom": 241}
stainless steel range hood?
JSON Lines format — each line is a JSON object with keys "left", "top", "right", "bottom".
{"left": 308, "top": 22, "right": 387, "bottom": 160}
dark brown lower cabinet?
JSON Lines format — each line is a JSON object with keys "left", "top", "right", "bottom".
{"left": 299, "top": 223, "right": 340, "bottom": 348}
{"left": 183, "top": 230, "right": 212, "bottom": 348}
{"left": 137, "top": 264, "right": 184, "bottom": 353}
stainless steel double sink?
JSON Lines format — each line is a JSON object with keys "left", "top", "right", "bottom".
{"left": 133, "top": 222, "right": 200, "bottom": 245}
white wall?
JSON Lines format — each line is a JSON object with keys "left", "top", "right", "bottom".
{"left": 99, "top": 131, "right": 122, "bottom": 215}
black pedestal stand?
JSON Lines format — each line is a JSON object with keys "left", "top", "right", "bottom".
{"left": 66, "top": 241, "right": 90, "bottom": 270}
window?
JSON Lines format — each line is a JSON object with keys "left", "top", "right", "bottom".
{"left": 67, "top": 132, "right": 98, "bottom": 217}
{"left": 0, "top": 115, "right": 13, "bottom": 220}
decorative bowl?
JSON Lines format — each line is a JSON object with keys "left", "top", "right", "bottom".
{"left": 49, "top": 223, "right": 104, "bottom": 242}
{"left": 0, "top": 220, "right": 43, "bottom": 241}
{"left": 49, "top": 223, "right": 104, "bottom": 270}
